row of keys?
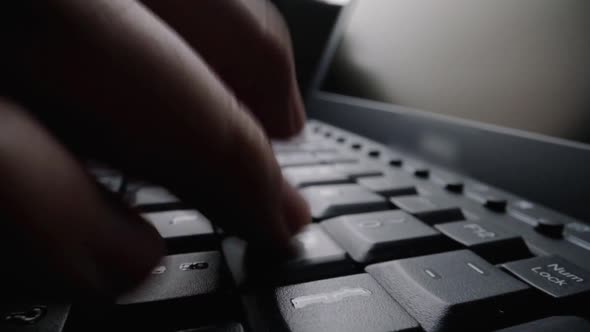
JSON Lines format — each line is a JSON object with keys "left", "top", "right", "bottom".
{"left": 251, "top": 248, "right": 590, "bottom": 332}
{"left": 297, "top": 123, "right": 588, "bottom": 251}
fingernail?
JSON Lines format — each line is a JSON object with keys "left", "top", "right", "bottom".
{"left": 280, "top": 179, "right": 310, "bottom": 234}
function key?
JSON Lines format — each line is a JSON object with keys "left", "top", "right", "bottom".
{"left": 301, "top": 184, "right": 389, "bottom": 220}
{"left": 367, "top": 250, "right": 532, "bottom": 332}
{"left": 336, "top": 136, "right": 347, "bottom": 143}
{"left": 435, "top": 220, "right": 530, "bottom": 263}
{"left": 272, "top": 274, "right": 420, "bottom": 332}
{"left": 502, "top": 255, "right": 590, "bottom": 300}
{"left": 324, "top": 131, "right": 333, "bottom": 138}
{"left": 322, "top": 210, "right": 451, "bottom": 264}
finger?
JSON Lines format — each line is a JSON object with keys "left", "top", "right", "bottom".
{"left": 141, "top": 0, "right": 306, "bottom": 138}
{"left": 5, "top": 0, "right": 310, "bottom": 251}
{"left": 0, "top": 98, "right": 164, "bottom": 296}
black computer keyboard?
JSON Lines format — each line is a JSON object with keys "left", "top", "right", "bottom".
{"left": 4, "top": 120, "right": 590, "bottom": 331}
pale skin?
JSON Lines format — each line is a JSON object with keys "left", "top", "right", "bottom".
{"left": 0, "top": 0, "right": 310, "bottom": 297}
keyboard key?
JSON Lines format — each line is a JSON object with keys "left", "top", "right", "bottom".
{"left": 315, "top": 151, "right": 358, "bottom": 164}
{"left": 357, "top": 174, "right": 418, "bottom": 197}
{"left": 177, "top": 322, "right": 245, "bottom": 332}
{"left": 495, "top": 316, "right": 590, "bottom": 332}
{"left": 131, "top": 186, "right": 183, "bottom": 211}
{"left": 221, "top": 226, "right": 355, "bottom": 287}
{"left": 144, "top": 210, "right": 216, "bottom": 254}
{"left": 276, "top": 152, "right": 321, "bottom": 167}
{"left": 283, "top": 165, "right": 350, "bottom": 188}
{"left": 508, "top": 200, "right": 566, "bottom": 237}
{"left": 301, "top": 184, "right": 389, "bottom": 220}
{"left": 0, "top": 301, "right": 70, "bottom": 332}
{"left": 502, "top": 256, "right": 590, "bottom": 299}
{"left": 96, "top": 174, "right": 124, "bottom": 193}
{"left": 390, "top": 195, "right": 464, "bottom": 224}
{"left": 465, "top": 183, "right": 508, "bottom": 212}
{"left": 273, "top": 274, "right": 420, "bottom": 332}
{"left": 282, "top": 225, "right": 355, "bottom": 283}
{"left": 564, "top": 222, "right": 590, "bottom": 250}
{"left": 367, "top": 250, "right": 532, "bottom": 332}
{"left": 322, "top": 210, "right": 452, "bottom": 264}
{"left": 435, "top": 220, "right": 530, "bottom": 263}
{"left": 115, "top": 251, "right": 231, "bottom": 328}
{"left": 331, "top": 163, "right": 384, "bottom": 179}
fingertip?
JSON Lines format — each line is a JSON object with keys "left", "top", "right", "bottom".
{"left": 280, "top": 178, "right": 310, "bottom": 235}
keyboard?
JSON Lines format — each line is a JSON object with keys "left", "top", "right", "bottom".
{"left": 4, "top": 120, "right": 590, "bottom": 331}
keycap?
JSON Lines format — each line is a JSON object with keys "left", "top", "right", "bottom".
{"left": 315, "top": 151, "right": 358, "bottom": 164}
{"left": 322, "top": 210, "right": 452, "bottom": 264}
{"left": 131, "top": 186, "right": 183, "bottom": 211}
{"left": 177, "top": 322, "right": 245, "bottom": 332}
{"left": 465, "top": 183, "right": 508, "bottom": 212}
{"left": 357, "top": 174, "right": 418, "bottom": 197}
{"left": 283, "top": 165, "right": 350, "bottom": 188}
{"left": 281, "top": 224, "right": 355, "bottom": 283}
{"left": 115, "top": 251, "right": 232, "bottom": 328}
{"left": 495, "top": 316, "right": 590, "bottom": 332}
{"left": 435, "top": 220, "right": 530, "bottom": 263}
{"left": 390, "top": 195, "right": 464, "bottom": 224}
{"left": 367, "top": 250, "right": 532, "bottom": 332}
{"left": 273, "top": 274, "right": 420, "bottom": 332}
{"left": 502, "top": 256, "right": 590, "bottom": 300}
{"left": 301, "top": 184, "right": 389, "bottom": 220}
{"left": 221, "top": 227, "right": 355, "bottom": 288}
{"left": 331, "top": 163, "right": 384, "bottom": 179}
{"left": 0, "top": 301, "right": 70, "bottom": 332}
{"left": 508, "top": 200, "right": 566, "bottom": 237}
{"left": 351, "top": 142, "right": 362, "bottom": 150}
{"left": 144, "top": 210, "right": 216, "bottom": 254}
{"left": 564, "top": 222, "right": 590, "bottom": 250}
{"left": 276, "top": 152, "right": 321, "bottom": 167}
{"left": 96, "top": 175, "right": 124, "bottom": 193}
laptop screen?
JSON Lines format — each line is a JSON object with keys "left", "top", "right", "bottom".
{"left": 321, "top": 0, "right": 590, "bottom": 145}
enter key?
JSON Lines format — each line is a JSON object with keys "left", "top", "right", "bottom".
{"left": 502, "top": 256, "right": 590, "bottom": 300}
